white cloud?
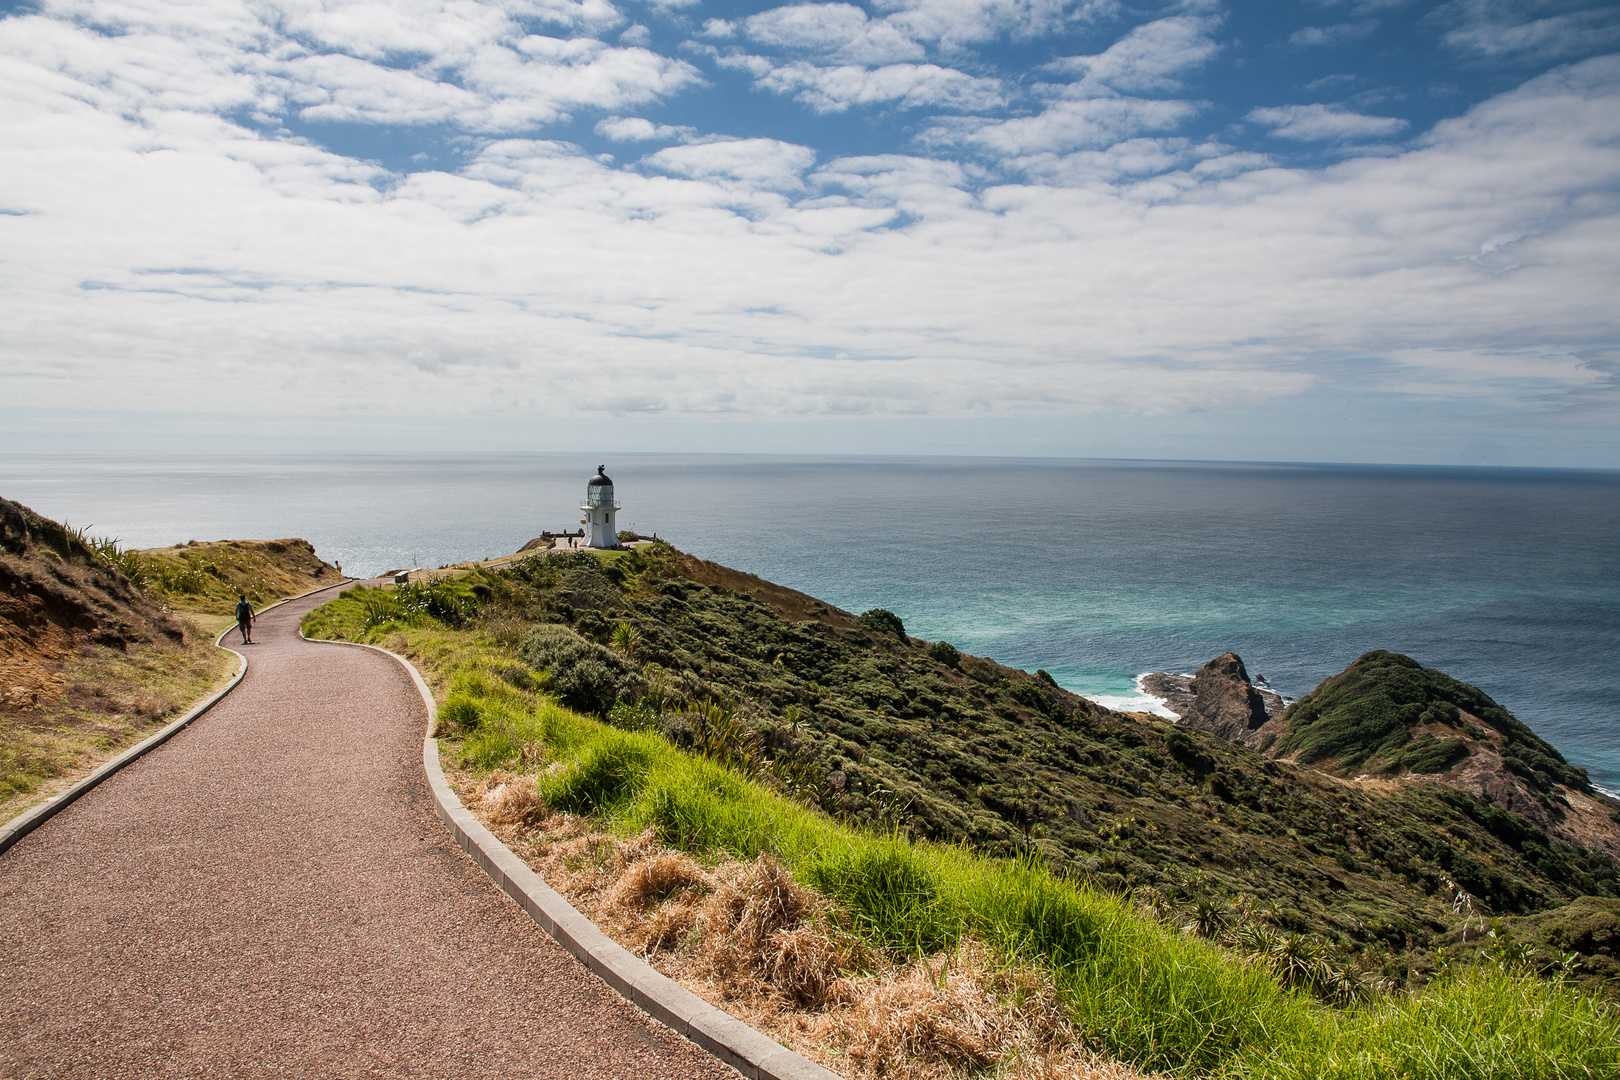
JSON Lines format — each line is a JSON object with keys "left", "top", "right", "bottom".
{"left": 1, "top": 5, "right": 1618, "bottom": 434}
{"left": 722, "top": 2, "right": 1011, "bottom": 114}
{"left": 459, "top": 40, "right": 702, "bottom": 130}
{"left": 925, "top": 96, "right": 1200, "bottom": 155}
{"left": 1289, "top": 20, "right": 1380, "bottom": 46}
{"left": 280, "top": 52, "right": 482, "bottom": 126}
{"left": 878, "top": 0, "right": 1092, "bottom": 50}
{"left": 19, "top": 0, "right": 700, "bottom": 135}
{"left": 741, "top": 3, "right": 925, "bottom": 64}
{"left": 280, "top": 1, "right": 527, "bottom": 62}
{"left": 640, "top": 138, "right": 818, "bottom": 190}
{"left": 731, "top": 57, "right": 1007, "bottom": 112}
{"left": 595, "top": 114, "right": 696, "bottom": 141}
{"left": 1249, "top": 102, "right": 1408, "bottom": 141}
{"left": 1042, "top": 14, "right": 1221, "bottom": 95}
{"left": 1435, "top": 0, "right": 1620, "bottom": 63}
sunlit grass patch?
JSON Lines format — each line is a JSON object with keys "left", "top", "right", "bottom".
{"left": 1251, "top": 967, "right": 1620, "bottom": 1080}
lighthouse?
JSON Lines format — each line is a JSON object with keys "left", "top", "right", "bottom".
{"left": 581, "top": 465, "right": 621, "bottom": 548}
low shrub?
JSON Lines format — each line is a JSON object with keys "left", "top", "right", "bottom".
{"left": 860, "top": 608, "right": 907, "bottom": 639}
{"left": 520, "top": 623, "right": 636, "bottom": 716}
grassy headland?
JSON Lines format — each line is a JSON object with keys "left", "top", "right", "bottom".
{"left": 302, "top": 543, "right": 1620, "bottom": 1077}
{"left": 133, "top": 536, "right": 342, "bottom": 630}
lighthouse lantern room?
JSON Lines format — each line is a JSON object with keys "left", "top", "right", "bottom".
{"left": 582, "top": 465, "right": 621, "bottom": 548}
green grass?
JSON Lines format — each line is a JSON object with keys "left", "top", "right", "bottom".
{"left": 301, "top": 598, "right": 1620, "bottom": 1079}
{"left": 1255, "top": 968, "right": 1620, "bottom": 1080}
{"left": 454, "top": 660, "right": 1308, "bottom": 1075}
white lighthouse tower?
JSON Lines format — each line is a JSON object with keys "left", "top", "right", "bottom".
{"left": 581, "top": 465, "right": 621, "bottom": 548}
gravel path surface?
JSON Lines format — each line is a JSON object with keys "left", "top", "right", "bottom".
{"left": 0, "top": 585, "right": 737, "bottom": 1080}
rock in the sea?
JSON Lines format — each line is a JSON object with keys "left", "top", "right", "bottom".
{"left": 1142, "top": 653, "right": 1287, "bottom": 747}
{"left": 1140, "top": 672, "right": 1195, "bottom": 716}
{"left": 1182, "top": 652, "right": 1272, "bottom": 742}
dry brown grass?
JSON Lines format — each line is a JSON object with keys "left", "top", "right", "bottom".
{"left": 818, "top": 942, "right": 1144, "bottom": 1080}
{"left": 610, "top": 851, "right": 709, "bottom": 911}
{"left": 0, "top": 626, "right": 234, "bottom": 820}
{"left": 475, "top": 770, "right": 550, "bottom": 827}
{"left": 453, "top": 767, "right": 1156, "bottom": 1080}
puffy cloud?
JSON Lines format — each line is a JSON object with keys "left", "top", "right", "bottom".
{"left": 925, "top": 96, "right": 1201, "bottom": 155}
{"left": 279, "top": 52, "right": 483, "bottom": 126}
{"left": 457, "top": 40, "right": 702, "bottom": 131}
{"left": 714, "top": 2, "right": 1014, "bottom": 118}
{"left": 18, "top": 0, "right": 700, "bottom": 134}
{"left": 729, "top": 56, "right": 1007, "bottom": 112}
{"left": 877, "top": 0, "right": 1090, "bottom": 50}
{"left": 740, "top": 3, "right": 925, "bottom": 64}
{"left": 640, "top": 137, "right": 818, "bottom": 190}
{"left": 1435, "top": 0, "right": 1620, "bottom": 63}
{"left": 1249, "top": 102, "right": 1409, "bottom": 141}
{"left": 595, "top": 114, "right": 696, "bottom": 141}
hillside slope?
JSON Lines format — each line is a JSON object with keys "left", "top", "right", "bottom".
{"left": 1, "top": 498, "right": 190, "bottom": 714}
{"left": 322, "top": 542, "right": 1620, "bottom": 992}
{"left": 134, "top": 537, "right": 341, "bottom": 617}
{"left": 0, "top": 498, "right": 342, "bottom": 816}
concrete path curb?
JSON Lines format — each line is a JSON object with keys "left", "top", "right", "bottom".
{"left": 320, "top": 635, "right": 841, "bottom": 1080}
{"left": 0, "top": 578, "right": 350, "bottom": 857}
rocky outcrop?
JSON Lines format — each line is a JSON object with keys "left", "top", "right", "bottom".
{"left": 1143, "top": 653, "right": 1287, "bottom": 749}
{"left": 1140, "top": 672, "right": 1196, "bottom": 716}
{"left": 1184, "top": 653, "right": 1271, "bottom": 742}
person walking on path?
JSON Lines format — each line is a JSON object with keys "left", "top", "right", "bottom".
{"left": 235, "top": 594, "right": 255, "bottom": 645}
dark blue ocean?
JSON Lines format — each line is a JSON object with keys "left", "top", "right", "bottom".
{"left": 4, "top": 454, "right": 1616, "bottom": 793}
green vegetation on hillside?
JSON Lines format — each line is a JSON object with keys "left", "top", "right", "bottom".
{"left": 303, "top": 576, "right": 1620, "bottom": 1079}
{"left": 299, "top": 544, "right": 1620, "bottom": 997}
{"left": 1275, "top": 650, "right": 1589, "bottom": 791}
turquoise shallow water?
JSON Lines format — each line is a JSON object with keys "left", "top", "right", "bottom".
{"left": 3, "top": 453, "right": 1616, "bottom": 793}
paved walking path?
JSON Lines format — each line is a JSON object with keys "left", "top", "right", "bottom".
{"left": 0, "top": 585, "right": 735, "bottom": 1080}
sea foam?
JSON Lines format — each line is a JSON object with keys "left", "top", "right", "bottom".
{"left": 1086, "top": 674, "right": 1180, "bottom": 719}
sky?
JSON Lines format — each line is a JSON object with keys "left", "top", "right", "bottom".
{"left": 1, "top": 0, "right": 1618, "bottom": 464}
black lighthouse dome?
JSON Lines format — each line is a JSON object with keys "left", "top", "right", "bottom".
{"left": 584, "top": 465, "right": 616, "bottom": 510}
